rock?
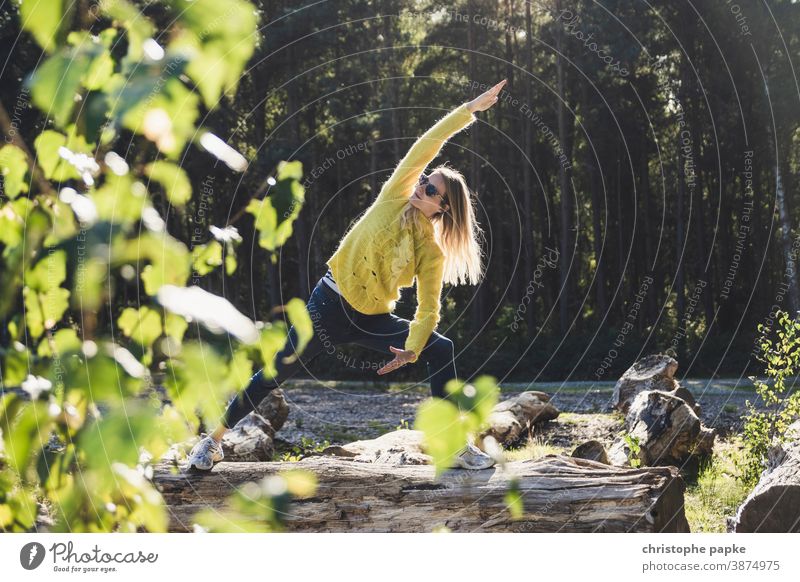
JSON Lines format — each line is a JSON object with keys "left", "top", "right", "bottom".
{"left": 222, "top": 413, "right": 276, "bottom": 461}
{"left": 620, "top": 390, "right": 715, "bottom": 468}
{"left": 732, "top": 420, "right": 800, "bottom": 532}
{"left": 321, "top": 429, "right": 432, "bottom": 466}
{"left": 255, "top": 389, "right": 289, "bottom": 432}
{"left": 571, "top": 440, "right": 609, "bottom": 464}
{"left": 481, "top": 391, "right": 560, "bottom": 446}
{"left": 607, "top": 438, "right": 633, "bottom": 467}
{"left": 612, "top": 354, "right": 679, "bottom": 414}
{"left": 671, "top": 385, "right": 701, "bottom": 416}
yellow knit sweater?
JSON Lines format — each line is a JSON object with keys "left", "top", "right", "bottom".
{"left": 326, "top": 103, "right": 476, "bottom": 361}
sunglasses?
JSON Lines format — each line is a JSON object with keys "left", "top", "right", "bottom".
{"left": 418, "top": 174, "right": 447, "bottom": 203}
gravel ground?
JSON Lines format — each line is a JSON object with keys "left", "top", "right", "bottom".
{"left": 273, "top": 378, "right": 761, "bottom": 449}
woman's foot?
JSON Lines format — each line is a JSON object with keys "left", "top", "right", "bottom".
{"left": 452, "top": 442, "right": 496, "bottom": 470}
{"left": 186, "top": 433, "right": 224, "bottom": 471}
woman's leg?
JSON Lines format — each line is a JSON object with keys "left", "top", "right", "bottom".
{"left": 213, "top": 281, "right": 351, "bottom": 437}
{"left": 349, "top": 312, "right": 457, "bottom": 398}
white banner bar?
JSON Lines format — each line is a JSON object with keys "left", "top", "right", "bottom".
{"left": 1, "top": 533, "right": 798, "bottom": 581}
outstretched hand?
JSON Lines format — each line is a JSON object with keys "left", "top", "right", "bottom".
{"left": 377, "top": 346, "right": 416, "bottom": 375}
{"left": 466, "top": 79, "right": 507, "bottom": 113}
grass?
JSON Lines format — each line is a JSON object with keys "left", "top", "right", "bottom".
{"left": 683, "top": 435, "right": 752, "bottom": 532}
{"left": 502, "top": 432, "right": 567, "bottom": 462}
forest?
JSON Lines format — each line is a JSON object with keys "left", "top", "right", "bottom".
{"left": 2, "top": 1, "right": 799, "bottom": 380}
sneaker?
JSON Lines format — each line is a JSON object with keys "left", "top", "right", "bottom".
{"left": 186, "top": 434, "right": 224, "bottom": 471}
{"left": 452, "top": 442, "right": 496, "bottom": 470}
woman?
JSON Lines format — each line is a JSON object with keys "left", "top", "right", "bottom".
{"left": 188, "top": 79, "right": 507, "bottom": 471}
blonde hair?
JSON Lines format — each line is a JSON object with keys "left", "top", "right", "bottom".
{"left": 400, "top": 164, "right": 485, "bottom": 286}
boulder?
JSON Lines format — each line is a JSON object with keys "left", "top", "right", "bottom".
{"left": 221, "top": 413, "right": 276, "bottom": 461}
{"left": 571, "top": 440, "right": 609, "bottom": 465}
{"left": 481, "top": 391, "right": 560, "bottom": 446}
{"left": 616, "top": 390, "right": 715, "bottom": 468}
{"left": 256, "top": 388, "right": 289, "bottom": 432}
{"left": 612, "top": 354, "right": 680, "bottom": 413}
{"left": 731, "top": 420, "right": 800, "bottom": 532}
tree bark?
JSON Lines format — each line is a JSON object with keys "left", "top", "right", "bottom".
{"left": 554, "top": 0, "right": 572, "bottom": 335}
{"left": 154, "top": 455, "right": 690, "bottom": 533}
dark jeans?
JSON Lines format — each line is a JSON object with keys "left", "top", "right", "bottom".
{"left": 221, "top": 277, "right": 458, "bottom": 429}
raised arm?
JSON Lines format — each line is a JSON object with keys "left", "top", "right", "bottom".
{"left": 376, "top": 104, "right": 476, "bottom": 204}
{"left": 376, "top": 80, "right": 508, "bottom": 204}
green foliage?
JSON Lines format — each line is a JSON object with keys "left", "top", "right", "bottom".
{"left": 504, "top": 477, "right": 524, "bottom": 520}
{"left": 145, "top": 161, "right": 192, "bottom": 207}
{"left": 193, "top": 470, "right": 317, "bottom": 532}
{"left": 414, "top": 376, "right": 499, "bottom": 476}
{"left": 739, "top": 310, "right": 800, "bottom": 487}
{"left": 684, "top": 438, "right": 751, "bottom": 532}
{"left": 17, "top": 0, "right": 75, "bottom": 53}
{"left": 278, "top": 437, "right": 331, "bottom": 462}
{"left": 0, "top": 0, "right": 314, "bottom": 533}
{"left": 248, "top": 161, "right": 306, "bottom": 251}
{"left": 623, "top": 433, "right": 642, "bottom": 468}
{"left": 0, "top": 145, "right": 29, "bottom": 198}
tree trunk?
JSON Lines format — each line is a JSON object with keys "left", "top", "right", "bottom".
{"left": 765, "top": 77, "right": 799, "bottom": 314}
{"left": 554, "top": 0, "right": 572, "bottom": 335}
{"left": 468, "top": 0, "right": 485, "bottom": 331}
{"left": 154, "top": 455, "right": 690, "bottom": 533}
{"left": 675, "top": 141, "right": 686, "bottom": 363}
{"left": 523, "top": 1, "right": 536, "bottom": 333}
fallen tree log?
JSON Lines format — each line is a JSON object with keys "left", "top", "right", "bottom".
{"left": 153, "top": 454, "right": 689, "bottom": 533}
{"left": 480, "top": 391, "right": 560, "bottom": 447}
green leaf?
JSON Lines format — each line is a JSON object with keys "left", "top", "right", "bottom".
{"left": 284, "top": 298, "right": 312, "bottom": 356}
{"left": 79, "top": 405, "right": 156, "bottom": 474}
{"left": 118, "top": 307, "right": 163, "bottom": 347}
{"left": 91, "top": 173, "right": 148, "bottom": 224}
{"left": 26, "top": 249, "right": 67, "bottom": 291}
{"left": 504, "top": 479, "right": 524, "bottom": 519}
{"left": 444, "top": 375, "right": 499, "bottom": 424}
{"left": 164, "top": 342, "right": 245, "bottom": 427}
{"left": 145, "top": 161, "right": 192, "bottom": 206}
{"left": 83, "top": 50, "right": 114, "bottom": 91}
{"left": 225, "top": 251, "right": 237, "bottom": 275}
{"left": 29, "top": 48, "right": 94, "bottom": 128}
{"left": 164, "top": 313, "right": 188, "bottom": 342}
{"left": 258, "top": 322, "right": 288, "bottom": 378}
{"left": 18, "top": 0, "right": 76, "bottom": 53}
{"left": 248, "top": 162, "right": 305, "bottom": 251}
{"left": 34, "top": 129, "right": 93, "bottom": 182}
{"left": 114, "top": 77, "right": 199, "bottom": 158}
{"left": 99, "top": 0, "right": 155, "bottom": 61}
{"left": 191, "top": 241, "right": 223, "bottom": 276}
{"left": 271, "top": 161, "right": 305, "bottom": 220}
{"left": 23, "top": 286, "right": 70, "bottom": 339}
{"left": 112, "top": 232, "right": 190, "bottom": 296}
{"left": 2, "top": 346, "right": 29, "bottom": 387}
{"left": 0, "top": 199, "right": 29, "bottom": 249}
{"left": 60, "top": 351, "right": 142, "bottom": 406}
{"left": 1, "top": 400, "right": 52, "bottom": 479}
{"left": 0, "top": 145, "right": 29, "bottom": 198}
{"left": 414, "top": 398, "right": 473, "bottom": 476}
{"left": 167, "top": 0, "right": 258, "bottom": 107}
{"left": 37, "top": 328, "right": 81, "bottom": 358}
{"left": 42, "top": 198, "right": 79, "bottom": 247}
